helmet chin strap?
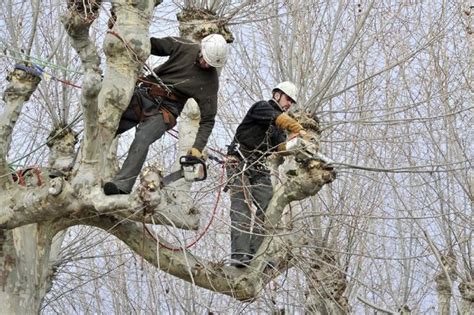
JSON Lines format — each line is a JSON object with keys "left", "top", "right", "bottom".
{"left": 272, "top": 92, "right": 287, "bottom": 111}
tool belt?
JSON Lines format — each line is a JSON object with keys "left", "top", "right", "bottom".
{"left": 130, "top": 86, "right": 177, "bottom": 129}
{"left": 137, "top": 77, "right": 182, "bottom": 102}
{"left": 148, "top": 83, "right": 179, "bottom": 102}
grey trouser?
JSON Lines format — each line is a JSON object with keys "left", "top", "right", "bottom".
{"left": 112, "top": 105, "right": 169, "bottom": 193}
{"left": 226, "top": 159, "right": 272, "bottom": 258}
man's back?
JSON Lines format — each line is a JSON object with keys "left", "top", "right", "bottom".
{"left": 232, "top": 99, "right": 285, "bottom": 157}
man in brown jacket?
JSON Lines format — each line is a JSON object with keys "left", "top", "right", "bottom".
{"left": 104, "top": 34, "right": 229, "bottom": 195}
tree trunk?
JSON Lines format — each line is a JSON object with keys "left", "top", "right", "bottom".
{"left": 0, "top": 39, "right": 49, "bottom": 314}
{"left": 0, "top": 224, "right": 64, "bottom": 314}
{"left": 0, "top": 25, "right": 73, "bottom": 313}
{"left": 434, "top": 249, "right": 457, "bottom": 314}
{"left": 304, "top": 250, "right": 349, "bottom": 314}
{"left": 0, "top": 65, "right": 41, "bottom": 188}
{"left": 459, "top": 280, "right": 474, "bottom": 315}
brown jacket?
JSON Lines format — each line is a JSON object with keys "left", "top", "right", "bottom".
{"left": 149, "top": 37, "right": 219, "bottom": 151}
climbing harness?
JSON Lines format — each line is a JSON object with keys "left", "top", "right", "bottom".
{"left": 12, "top": 166, "right": 44, "bottom": 187}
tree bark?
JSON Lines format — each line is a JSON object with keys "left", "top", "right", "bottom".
{"left": 304, "top": 250, "right": 349, "bottom": 315}
{"left": 0, "top": 66, "right": 41, "bottom": 188}
{"left": 459, "top": 280, "right": 474, "bottom": 315}
{"left": 0, "top": 223, "right": 64, "bottom": 314}
{"left": 96, "top": 0, "right": 155, "bottom": 173}
{"left": 61, "top": 0, "right": 102, "bottom": 181}
{"left": 0, "top": 47, "right": 53, "bottom": 314}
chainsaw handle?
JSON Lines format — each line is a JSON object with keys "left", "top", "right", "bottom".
{"left": 179, "top": 155, "right": 204, "bottom": 165}
{"left": 179, "top": 155, "right": 207, "bottom": 181}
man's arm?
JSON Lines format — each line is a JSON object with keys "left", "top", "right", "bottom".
{"left": 275, "top": 113, "right": 304, "bottom": 133}
{"left": 275, "top": 113, "right": 308, "bottom": 153}
{"left": 150, "top": 37, "right": 180, "bottom": 56}
{"left": 191, "top": 95, "right": 218, "bottom": 152}
{"left": 247, "top": 101, "right": 279, "bottom": 124}
{"left": 247, "top": 101, "right": 304, "bottom": 133}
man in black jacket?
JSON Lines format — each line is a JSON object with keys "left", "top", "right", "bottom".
{"left": 104, "top": 34, "right": 229, "bottom": 195}
{"left": 226, "top": 81, "right": 306, "bottom": 267}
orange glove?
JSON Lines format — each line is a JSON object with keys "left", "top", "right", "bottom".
{"left": 275, "top": 113, "right": 304, "bottom": 133}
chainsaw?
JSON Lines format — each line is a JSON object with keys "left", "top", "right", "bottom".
{"left": 285, "top": 137, "right": 335, "bottom": 165}
{"left": 162, "top": 155, "right": 207, "bottom": 186}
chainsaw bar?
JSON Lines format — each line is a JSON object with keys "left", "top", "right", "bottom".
{"left": 162, "top": 169, "right": 184, "bottom": 186}
{"left": 286, "top": 137, "right": 335, "bottom": 165}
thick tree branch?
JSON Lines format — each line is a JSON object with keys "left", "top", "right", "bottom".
{"left": 0, "top": 66, "right": 41, "bottom": 188}
{"left": 251, "top": 159, "right": 336, "bottom": 275}
{"left": 82, "top": 215, "right": 264, "bottom": 301}
{"left": 61, "top": 0, "right": 102, "bottom": 174}
{"left": 96, "top": 0, "right": 155, "bottom": 174}
{"left": 249, "top": 114, "right": 335, "bottom": 279}
{"left": 0, "top": 178, "right": 78, "bottom": 229}
{"left": 0, "top": 176, "right": 197, "bottom": 230}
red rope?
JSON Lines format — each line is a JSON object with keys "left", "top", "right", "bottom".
{"left": 32, "top": 167, "right": 43, "bottom": 186}
{"left": 15, "top": 166, "right": 43, "bottom": 186}
{"left": 16, "top": 170, "right": 25, "bottom": 186}
{"left": 54, "top": 77, "right": 82, "bottom": 89}
{"left": 144, "top": 163, "right": 226, "bottom": 251}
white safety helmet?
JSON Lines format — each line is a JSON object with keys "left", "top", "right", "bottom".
{"left": 273, "top": 81, "right": 298, "bottom": 103}
{"left": 201, "top": 34, "right": 229, "bottom": 68}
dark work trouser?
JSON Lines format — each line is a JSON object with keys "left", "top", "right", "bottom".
{"left": 112, "top": 105, "right": 170, "bottom": 193}
{"left": 226, "top": 159, "right": 272, "bottom": 259}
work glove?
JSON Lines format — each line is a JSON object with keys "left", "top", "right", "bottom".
{"left": 275, "top": 113, "right": 304, "bottom": 133}
{"left": 187, "top": 147, "right": 203, "bottom": 159}
{"left": 277, "top": 143, "right": 287, "bottom": 152}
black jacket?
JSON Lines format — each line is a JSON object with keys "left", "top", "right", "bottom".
{"left": 228, "top": 99, "right": 286, "bottom": 160}
{"left": 149, "top": 37, "right": 219, "bottom": 151}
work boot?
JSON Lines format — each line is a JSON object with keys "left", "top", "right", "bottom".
{"left": 230, "top": 254, "right": 253, "bottom": 268}
{"left": 103, "top": 182, "right": 130, "bottom": 195}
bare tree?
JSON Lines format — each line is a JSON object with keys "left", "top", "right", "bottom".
{"left": 1, "top": 0, "right": 471, "bottom": 314}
